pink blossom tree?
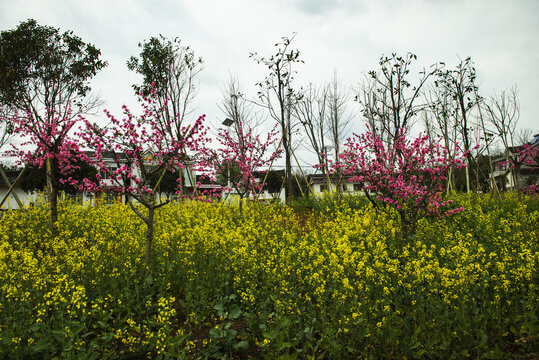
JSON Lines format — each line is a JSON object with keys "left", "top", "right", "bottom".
{"left": 80, "top": 88, "right": 210, "bottom": 267}
{"left": 338, "top": 128, "right": 466, "bottom": 238}
{"left": 214, "top": 121, "right": 281, "bottom": 215}
{"left": 5, "top": 105, "right": 89, "bottom": 236}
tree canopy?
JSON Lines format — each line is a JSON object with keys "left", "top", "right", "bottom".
{"left": 0, "top": 19, "right": 107, "bottom": 115}
{"left": 127, "top": 35, "right": 203, "bottom": 134}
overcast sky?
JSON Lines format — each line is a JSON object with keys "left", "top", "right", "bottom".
{"left": 1, "top": 0, "right": 538, "bottom": 166}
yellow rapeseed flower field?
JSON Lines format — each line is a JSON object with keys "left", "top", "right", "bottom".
{"left": 0, "top": 193, "right": 537, "bottom": 359}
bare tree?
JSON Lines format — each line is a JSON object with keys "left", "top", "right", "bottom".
{"left": 214, "top": 76, "right": 282, "bottom": 213}
{"left": 217, "top": 76, "right": 260, "bottom": 195}
{"left": 515, "top": 128, "right": 534, "bottom": 146}
{"left": 423, "top": 83, "right": 459, "bottom": 191}
{"left": 436, "top": 57, "right": 479, "bottom": 193}
{"left": 355, "top": 53, "right": 439, "bottom": 147}
{"left": 327, "top": 72, "right": 354, "bottom": 191}
{"left": 425, "top": 82, "right": 459, "bottom": 151}
{"left": 294, "top": 83, "right": 329, "bottom": 176}
{"left": 473, "top": 89, "right": 499, "bottom": 193}
{"left": 485, "top": 86, "right": 524, "bottom": 191}
{"left": 219, "top": 76, "right": 262, "bottom": 134}
{"left": 250, "top": 34, "right": 303, "bottom": 204}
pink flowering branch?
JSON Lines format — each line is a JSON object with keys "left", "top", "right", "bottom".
{"left": 212, "top": 121, "right": 282, "bottom": 214}
{"left": 496, "top": 143, "right": 539, "bottom": 192}
{"left": 3, "top": 103, "right": 91, "bottom": 235}
{"left": 336, "top": 127, "right": 467, "bottom": 238}
{"left": 7, "top": 106, "right": 88, "bottom": 175}
{"left": 79, "top": 85, "right": 211, "bottom": 266}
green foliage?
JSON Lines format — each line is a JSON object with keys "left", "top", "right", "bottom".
{"left": 147, "top": 167, "right": 183, "bottom": 195}
{"left": 126, "top": 35, "right": 203, "bottom": 107}
{"left": 13, "top": 166, "right": 46, "bottom": 192}
{"left": 1, "top": 160, "right": 97, "bottom": 194}
{"left": 214, "top": 161, "right": 241, "bottom": 188}
{"left": 291, "top": 173, "right": 309, "bottom": 198}
{"left": 0, "top": 19, "right": 106, "bottom": 110}
{"left": 203, "top": 294, "right": 251, "bottom": 359}
{"left": 264, "top": 170, "right": 284, "bottom": 194}
{"left": 452, "top": 154, "right": 497, "bottom": 192}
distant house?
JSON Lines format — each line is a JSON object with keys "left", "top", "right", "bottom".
{"left": 308, "top": 173, "right": 363, "bottom": 196}
{"left": 83, "top": 150, "right": 199, "bottom": 205}
{"left": 490, "top": 133, "right": 539, "bottom": 191}
{"left": 217, "top": 169, "right": 286, "bottom": 203}
{"left": 0, "top": 150, "right": 198, "bottom": 209}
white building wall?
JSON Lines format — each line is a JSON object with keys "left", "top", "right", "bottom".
{"left": 0, "top": 188, "right": 46, "bottom": 210}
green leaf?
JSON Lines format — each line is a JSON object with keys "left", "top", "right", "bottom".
{"left": 229, "top": 306, "right": 242, "bottom": 320}
{"left": 32, "top": 338, "right": 52, "bottom": 352}
{"left": 213, "top": 302, "right": 224, "bottom": 315}
{"left": 209, "top": 327, "right": 222, "bottom": 338}
{"left": 278, "top": 341, "right": 292, "bottom": 351}
{"left": 233, "top": 340, "right": 249, "bottom": 350}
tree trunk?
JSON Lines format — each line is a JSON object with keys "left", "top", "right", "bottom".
{"left": 50, "top": 186, "right": 59, "bottom": 237}
{"left": 514, "top": 165, "right": 522, "bottom": 199}
{"left": 145, "top": 206, "right": 155, "bottom": 268}
{"left": 238, "top": 195, "right": 244, "bottom": 217}
{"left": 399, "top": 211, "right": 409, "bottom": 240}
{"left": 286, "top": 150, "right": 293, "bottom": 204}
{"left": 47, "top": 158, "right": 59, "bottom": 237}
{"left": 465, "top": 158, "right": 471, "bottom": 195}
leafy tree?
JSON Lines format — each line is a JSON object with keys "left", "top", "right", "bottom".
{"left": 147, "top": 166, "right": 185, "bottom": 196}
{"left": 14, "top": 158, "right": 97, "bottom": 194}
{"left": 127, "top": 35, "right": 203, "bottom": 123}
{"left": 291, "top": 171, "right": 310, "bottom": 198}
{"left": 0, "top": 19, "right": 106, "bottom": 235}
{"left": 0, "top": 19, "right": 106, "bottom": 115}
{"left": 264, "top": 170, "right": 285, "bottom": 195}
{"left": 0, "top": 106, "right": 17, "bottom": 205}
{"left": 0, "top": 105, "right": 14, "bottom": 149}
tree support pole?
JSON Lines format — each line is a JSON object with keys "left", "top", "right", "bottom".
{"left": 0, "top": 164, "right": 27, "bottom": 209}
{"left": 290, "top": 145, "right": 315, "bottom": 196}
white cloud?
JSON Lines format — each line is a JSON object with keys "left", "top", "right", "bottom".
{"left": 1, "top": 0, "right": 538, "bottom": 144}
